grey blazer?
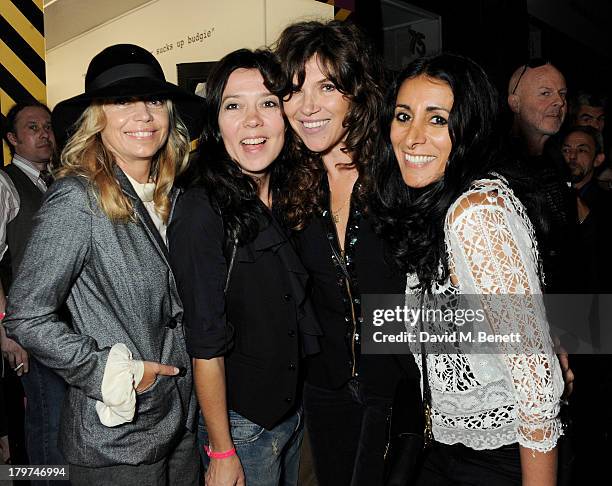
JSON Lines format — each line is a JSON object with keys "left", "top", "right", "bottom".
{"left": 4, "top": 167, "right": 196, "bottom": 467}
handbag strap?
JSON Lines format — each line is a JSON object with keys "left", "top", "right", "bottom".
{"left": 418, "top": 290, "right": 434, "bottom": 447}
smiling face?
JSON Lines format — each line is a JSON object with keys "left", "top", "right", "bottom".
{"left": 390, "top": 75, "right": 453, "bottom": 188}
{"left": 7, "top": 106, "right": 55, "bottom": 168}
{"left": 510, "top": 64, "right": 567, "bottom": 137}
{"left": 218, "top": 68, "right": 285, "bottom": 177}
{"left": 101, "top": 98, "right": 169, "bottom": 173}
{"left": 282, "top": 55, "right": 350, "bottom": 156}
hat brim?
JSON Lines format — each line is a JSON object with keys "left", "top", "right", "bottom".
{"left": 52, "top": 77, "right": 206, "bottom": 148}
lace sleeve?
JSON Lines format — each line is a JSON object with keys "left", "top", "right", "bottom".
{"left": 447, "top": 188, "right": 564, "bottom": 452}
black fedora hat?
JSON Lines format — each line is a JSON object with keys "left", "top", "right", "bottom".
{"left": 52, "top": 43, "right": 205, "bottom": 146}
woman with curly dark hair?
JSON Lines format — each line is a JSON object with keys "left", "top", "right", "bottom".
{"left": 372, "top": 53, "right": 564, "bottom": 485}
{"left": 275, "top": 20, "right": 420, "bottom": 485}
{"left": 168, "top": 48, "right": 320, "bottom": 486}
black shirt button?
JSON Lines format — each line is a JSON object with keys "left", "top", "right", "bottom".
{"left": 166, "top": 318, "right": 177, "bottom": 329}
{"left": 288, "top": 363, "right": 296, "bottom": 371}
{"left": 284, "top": 293, "right": 292, "bottom": 301}
{"left": 288, "top": 329, "right": 296, "bottom": 337}
{"left": 285, "top": 397, "right": 293, "bottom": 403}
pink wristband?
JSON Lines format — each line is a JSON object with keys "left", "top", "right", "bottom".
{"left": 204, "top": 445, "right": 236, "bottom": 459}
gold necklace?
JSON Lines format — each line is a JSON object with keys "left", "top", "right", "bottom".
{"left": 332, "top": 193, "right": 351, "bottom": 224}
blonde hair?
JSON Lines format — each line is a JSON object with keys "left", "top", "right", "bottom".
{"left": 57, "top": 100, "right": 190, "bottom": 222}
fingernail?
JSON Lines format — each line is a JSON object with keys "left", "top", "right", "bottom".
{"left": 177, "top": 366, "right": 187, "bottom": 377}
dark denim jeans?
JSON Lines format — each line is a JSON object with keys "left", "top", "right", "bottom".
{"left": 303, "top": 379, "right": 393, "bottom": 486}
{"left": 415, "top": 441, "right": 521, "bottom": 486}
{"left": 20, "top": 358, "right": 68, "bottom": 484}
{"left": 198, "top": 408, "right": 303, "bottom": 486}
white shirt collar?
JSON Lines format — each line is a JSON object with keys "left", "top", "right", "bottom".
{"left": 11, "top": 154, "right": 46, "bottom": 179}
{"left": 124, "top": 173, "right": 156, "bottom": 203}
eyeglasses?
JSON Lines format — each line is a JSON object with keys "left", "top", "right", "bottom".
{"left": 511, "top": 58, "right": 548, "bottom": 95}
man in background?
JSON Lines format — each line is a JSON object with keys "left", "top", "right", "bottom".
{"left": 570, "top": 90, "right": 606, "bottom": 134}
{"left": 561, "top": 124, "right": 612, "bottom": 485}
{"left": 506, "top": 60, "right": 575, "bottom": 293}
{"left": 0, "top": 100, "right": 67, "bottom": 481}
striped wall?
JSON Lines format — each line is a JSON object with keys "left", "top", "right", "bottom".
{"left": 0, "top": 1, "right": 347, "bottom": 164}
{"left": 315, "top": 0, "right": 354, "bottom": 21}
{"left": 0, "top": 0, "right": 46, "bottom": 165}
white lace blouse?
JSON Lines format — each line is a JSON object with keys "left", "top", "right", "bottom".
{"left": 406, "top": 177, "right": 564, "bottom": 452}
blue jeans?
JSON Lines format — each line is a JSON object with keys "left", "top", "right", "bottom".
{"left": 198, "top": 408, "right": 303, "bottom": 486}
{"left": 20, "top": 358, "right": 68, "bottom": 484}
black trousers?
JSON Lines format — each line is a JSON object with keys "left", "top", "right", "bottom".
{"left": 303, "top": 379, "right": 392, "bottom": 486}
{"left": 415, "top": 441, "right": 521, "bottom": 486}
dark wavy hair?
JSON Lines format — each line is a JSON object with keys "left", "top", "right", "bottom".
{"left": 181, "top": 48, "right": 288, "bottom": 245}
{"left": 274, "top": 20, "right": 386, "bottom": 230}
{"left": 372, "top": 53, "right": 508, "bottom": 291}
{"left": 569, "top": 89, "right": 607, "bottom": 122}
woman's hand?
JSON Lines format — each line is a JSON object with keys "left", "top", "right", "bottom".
{"left": 0, "top": 434, "right": 10, "bottom": 464}
{"left": 135, "top": 361, "right": 180, "bottom": 393}
{"left": 557, "top": 350, "right": 574, "bottom": 400}
{"left": 1, "top": 325, "right": 29, "bottom": 377}
{"left": 205, "top": 455, "right": 245, "bottom": 486}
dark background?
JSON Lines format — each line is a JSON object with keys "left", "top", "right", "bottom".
{"left": 348, "top": 0, "right": 611, "bottom": 150}
{"left": 351, "top": 0, "right": 611, "bottom": 100}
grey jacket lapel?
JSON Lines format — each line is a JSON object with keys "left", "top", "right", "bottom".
{"left": 114, "top": 166, "right": 171, "bottom": 263}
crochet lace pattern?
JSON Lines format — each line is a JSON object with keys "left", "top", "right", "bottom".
{"left": 406, "top": 177, "right": 564, "bottom": 452}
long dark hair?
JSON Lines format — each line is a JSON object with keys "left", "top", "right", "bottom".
{"left": 182, "top": 48, "right": 288, "bottom": 245}
{"left": 274, "top": 20, "right": 386, "bottom": 230}
{"left": 372, "top": 53, "right": 509, "bottom": 290}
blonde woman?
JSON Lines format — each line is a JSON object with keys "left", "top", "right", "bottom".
{"left": 3, "top": 44, "right": 204, "bottom": 486}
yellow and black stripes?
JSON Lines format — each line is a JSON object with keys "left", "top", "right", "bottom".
{"left": 315, "top": 0, "right": 354, "bottom": 21}
{"left": 1, "top": 0, "right": 45, "bottom": 164}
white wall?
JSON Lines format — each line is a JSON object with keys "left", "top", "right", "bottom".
{"left": 45, "top": 0, "right": 332, "bottom": 108}
{"left": 265, "top": 0, "right": 331, "bottom": 44}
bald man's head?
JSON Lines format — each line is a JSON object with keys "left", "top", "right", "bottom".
{"left": 508, "top": 63, "right": 567, "bottom": 138}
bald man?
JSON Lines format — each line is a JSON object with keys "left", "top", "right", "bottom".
{"left": 505, "top": 61, "right": 576, "bottom": 295}
{"left": 508, "top": 61, "right": 568, "bottom": 156}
